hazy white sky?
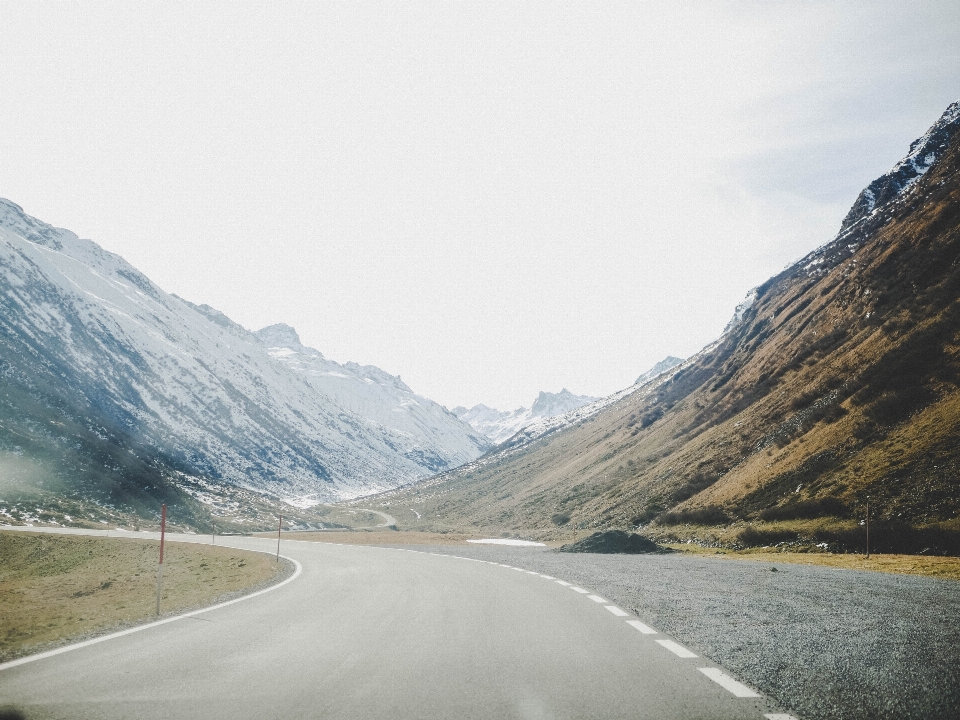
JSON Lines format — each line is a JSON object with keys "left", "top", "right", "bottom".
{"left": 2, "top": 2, "right": 959, "bottom": 410}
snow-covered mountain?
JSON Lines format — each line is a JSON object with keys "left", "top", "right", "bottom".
{"left": 253, "top": 323, "right": 487, "bottom": 472}
{"left": 453, "top": 389, "right": 598, "bottom": 445}
{"left": 0, "top": 200, "right": 488, "bottom": 504}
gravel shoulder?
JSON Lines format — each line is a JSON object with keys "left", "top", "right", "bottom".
{"left": 391, "top": 542, "right": 960, "bottom": 720}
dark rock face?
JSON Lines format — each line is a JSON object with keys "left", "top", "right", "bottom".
{"left": 557, "top": 530, "right": 670, "bottom": 554}
{"left": 840, "top": 100, "right": 960, "bottom": 233}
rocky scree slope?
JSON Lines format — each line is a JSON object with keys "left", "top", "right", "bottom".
{"left": 0, "top": 202, "right": 487, "bottom": 526}
{"left": 375, "top": 100, "right": 960, "bottom": 551}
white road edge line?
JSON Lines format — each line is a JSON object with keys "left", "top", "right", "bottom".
{"left": 570, "top": 587, "right": 590, "bottom": 594}
{"left": 0, "top": 554, "right": 304, "bottom": 673}
{"left": 539, "top": 575, "right": 556, "bottom": 580}
{"left": 605, "top": 606, "right": 630, "bottom": 617}
{"left": 587, "top": 595, "right": 607, "bottom": 603}
{"left": 655, "top": 639, "right": 698, "bottom": 658}
{"left": 626, "top": 619, "right": 658, "bottom": 635}
{"left": 763, "top": 715, "right": 800, "bottom": 720}
{"left": 698, "top": 668, "right": 761, "bottom": 697}
{"left": 555, "top": 580, "right": 572, "bottom": 586}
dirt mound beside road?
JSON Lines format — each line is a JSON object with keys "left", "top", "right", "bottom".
{"left": 556, "top": 530, "right": 671, "bottom": 554}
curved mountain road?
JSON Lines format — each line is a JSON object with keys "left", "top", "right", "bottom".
{"left": 0, "top": 531, "right": 795, "bottom": 719}
{"left": 315, "top": 504, "right": 397, "bottom": 528}
{"left": 356, "top": 507, "right": 397, "bottom": 527}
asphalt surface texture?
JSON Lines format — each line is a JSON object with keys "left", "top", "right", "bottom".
{"left": 0, "top": 531, "right": 796, "bottom": 720}
{"left": 402, "top": 542, "right": 960, "bottom": 720}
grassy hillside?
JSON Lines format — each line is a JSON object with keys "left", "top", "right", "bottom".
{"left": 369, "top": 119, "right": 960, "bottom": 554}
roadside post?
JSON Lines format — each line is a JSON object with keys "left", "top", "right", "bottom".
{"left": 865, "top": 496, "right": 870, "bottom": 559}
{"left": 156, "top": 504, "right": 166, "bottom": 616}
{"left": 276, "top": 514, "right": 282, "bottom": 562}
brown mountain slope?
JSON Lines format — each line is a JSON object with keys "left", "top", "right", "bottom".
{"left": 373, "top": 104, "right": 960, "bottom": 553}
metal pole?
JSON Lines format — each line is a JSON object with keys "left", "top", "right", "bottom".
{"left": 865, "top": 497, "right": 870, "bottom": 559}
{"left": 211, "top": 522, "right": 215, "bottom": 546}
{"left": 276, "top": 514, "right": 282, "bottom": 562}
{"left": 156, "top": 504, "right": 166, "bottom": 616}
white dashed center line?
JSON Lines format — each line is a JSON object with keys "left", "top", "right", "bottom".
{"left": 605, "top": 606, "right": 630, "bottom": 617}
{"left": 587, "top": 595, "right": 607, "bottom": 603}
{"left": 626, "top": 620, "right": 658, "bottom": 635}
{"left": 655, "top": 639, "right": 698, "bottom": 658}
{"left": 698, "top": 668, "right": 760, "bottom": 698}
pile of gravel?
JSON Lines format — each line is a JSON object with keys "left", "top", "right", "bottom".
{"left": 556, "top": 529, "right": 671, "bottom": 554}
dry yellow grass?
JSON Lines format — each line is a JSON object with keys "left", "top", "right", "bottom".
{"left": 666, "top": 544, "right": 960, "bottom": 581}
{"left": 0, "top": 531, "right": 283, "bottom": 662}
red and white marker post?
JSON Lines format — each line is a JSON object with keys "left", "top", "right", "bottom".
{"left": 156, "top": 504, "right": 166, "bottom": 616}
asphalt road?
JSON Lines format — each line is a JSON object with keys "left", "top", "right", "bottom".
{"left": 0, "top": 532, "right": 795, "bottom": 720}
{"left": 317, "top": 504, "right": 397, "bottom": 528}
{"left": 411, "top": 543, "right": 960, "bottom": 720}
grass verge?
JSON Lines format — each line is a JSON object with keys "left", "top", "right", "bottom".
{"left": 0, "top": 530, "right": 285, "bottom": 663}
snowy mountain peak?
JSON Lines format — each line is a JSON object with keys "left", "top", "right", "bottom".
{"left": 255, "top": 323, "right": 311, "bottom": 353}
{"left": 0, "top": 198, "right": 67, "bottom": 251}
{"left": 531, "top": 389, "right": 597, "bottom": 417}
{"left": 455, "top": 389, "right": 598, "bottom": 445}
{"left": 841, "top": 99, "right": 960, "bottom": 232}
{"left": 251, "top": 324, "right": 415, "bottom": 394}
